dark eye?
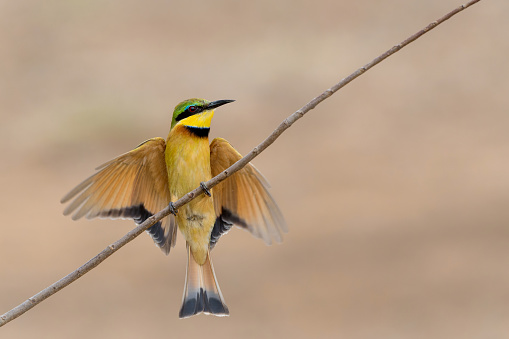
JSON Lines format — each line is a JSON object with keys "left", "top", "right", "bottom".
{"left": 188, "top": 105, "right": 197, "bottom": 113}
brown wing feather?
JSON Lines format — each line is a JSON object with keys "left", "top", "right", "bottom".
{"left": 209, "top": 138, "right": 286, "bottom": 247}
{"left": 61, "top": 137, "right": 176, "bottom": 255}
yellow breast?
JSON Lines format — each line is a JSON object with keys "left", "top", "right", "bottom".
{"left": 165, "top": 124, "right": 216, "bottom": 264}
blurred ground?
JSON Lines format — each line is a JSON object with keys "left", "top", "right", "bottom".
{"left": 1, "top": 0, "right": 509, "bottom": 338}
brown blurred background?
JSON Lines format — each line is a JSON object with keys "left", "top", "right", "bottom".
{"left": 1, "top": 0, "right": 508, "bottom": 338}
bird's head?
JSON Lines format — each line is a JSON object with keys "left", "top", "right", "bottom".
{"left": 171, "top": 98, "right": 235, "bottom": 130}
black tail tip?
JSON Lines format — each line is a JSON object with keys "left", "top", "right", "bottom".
{"left": 179, "top": 288, "right": 229, "bottom": 319}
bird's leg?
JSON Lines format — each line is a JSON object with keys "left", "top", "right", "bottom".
{"left": 168, "top": 202, "right": 178, "bottom": 216}
{"left": 200, "top": 182, "right": 211, "bottom": 197}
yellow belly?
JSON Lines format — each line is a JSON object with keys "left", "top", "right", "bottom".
{"left": 165, "top": 125, "right": 215, "bottom": 265}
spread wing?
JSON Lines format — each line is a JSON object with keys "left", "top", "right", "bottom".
{"left": 61, "top": 137, "right": 176, "bottom": 255}
{"left": 209, "top": 138, "right": 287, "bottom": 248}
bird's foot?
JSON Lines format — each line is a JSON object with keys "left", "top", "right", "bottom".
{"left": 169, "top": 202, "right": 178, "bottom": 216}
{"left": 200, "top": 182, "right": 211, "bottom": 197}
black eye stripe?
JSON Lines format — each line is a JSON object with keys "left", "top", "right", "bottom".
{"left": 175, "top": 105, "right": 204, "bottom": 122}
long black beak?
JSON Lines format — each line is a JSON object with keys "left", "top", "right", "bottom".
{"left": 207, "top": 99, "right": 235, "bottom": 110}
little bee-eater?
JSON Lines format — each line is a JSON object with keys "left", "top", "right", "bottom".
{"left": 61, "top": 99, "right": 287, "bottom": 318}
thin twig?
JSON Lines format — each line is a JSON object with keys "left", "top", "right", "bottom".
{"left": 0, "top": 0, "right": 481, "bottom": 327}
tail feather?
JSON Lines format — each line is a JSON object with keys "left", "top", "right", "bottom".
{"left": 179, "top": 245, "right": 229, "bottom": 318}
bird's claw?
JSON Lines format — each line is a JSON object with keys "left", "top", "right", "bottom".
{"left": 169, "top": 202, "right": 178, "bottom": 216}
{"left": 200, "top": 182, "right": 211, "bottom": 197}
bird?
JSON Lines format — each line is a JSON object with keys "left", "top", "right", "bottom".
{"left": 61, "top": 98, "right": 287, "bottom": 318}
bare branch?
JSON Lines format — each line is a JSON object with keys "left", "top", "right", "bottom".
{"left": 0, "top": 0, "right": 481, "bottom": 327}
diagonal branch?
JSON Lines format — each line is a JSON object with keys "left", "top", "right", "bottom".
{"left": 0, "top": 0, "right": 481, "bottom": 327}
